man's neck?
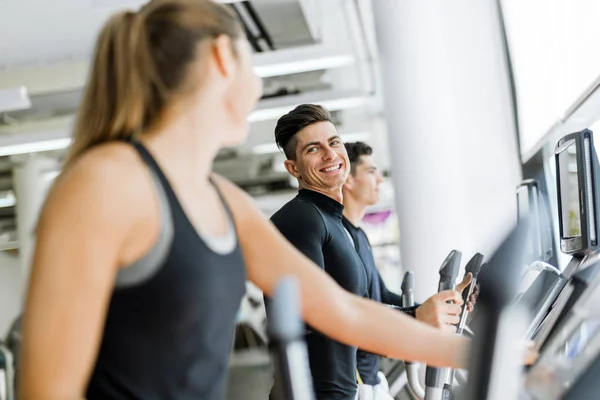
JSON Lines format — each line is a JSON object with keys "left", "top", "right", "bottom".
{"left": 342, "top": 196, "right": 367, "bottom": 226}
{"left": 300, "top": 184, "right": 343, "bottom": 204}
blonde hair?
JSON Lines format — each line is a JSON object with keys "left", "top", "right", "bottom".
{"left": 65, "top": 0, "right": 242, "bottom": 167}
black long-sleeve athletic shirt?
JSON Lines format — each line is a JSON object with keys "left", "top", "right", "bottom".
{"left": 342, "top": 216, "right": 418, "bottom": 386}
{"left": 268, "top": 189, "right": 368, "bottom": 400}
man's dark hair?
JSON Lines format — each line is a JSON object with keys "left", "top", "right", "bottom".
{"left": 344, "top": 141, "right": 373, "bottom": 175}
{"left": 274, "top": 104, "right": 333, "bottom": 160}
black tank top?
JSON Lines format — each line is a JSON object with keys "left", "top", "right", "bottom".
{"left": 86, "top": 141, "right": 247, "bottom": 400}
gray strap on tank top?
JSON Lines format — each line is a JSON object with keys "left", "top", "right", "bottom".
{"left": 115, "top": 168, "right": 174, "bottom": 288}
{"left": 198, "top": 212, "right": 236, "bottom": 254}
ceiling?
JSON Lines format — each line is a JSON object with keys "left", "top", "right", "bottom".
{"left": 0, "top": 0, "right": 391, "bottom": 250}
{"left": 0, "top": 0, "right": 311, "bottom": 65}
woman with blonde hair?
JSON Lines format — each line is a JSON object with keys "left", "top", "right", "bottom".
{"left": 19, "top": 1, "right": 471, "bottom": 399}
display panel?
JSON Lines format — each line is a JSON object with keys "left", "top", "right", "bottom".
{"left": 517, "top": 185, "right": 533, "bottom": 258}
{"left": 558, "top": 142, "right": 581, "bottom": 238}
{"left": 517, "top": 185, "right": 530, "bottom": 220}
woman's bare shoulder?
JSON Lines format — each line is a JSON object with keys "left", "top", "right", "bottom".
{"left": 42, "top": 142, "right": 155, "bottom": 231}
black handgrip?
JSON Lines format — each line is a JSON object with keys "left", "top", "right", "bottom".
{"left": 461, "top": 254, "right": 485, "bottom": 305}
{"left": 401, "top": 271, "right": 416, "bottom": 368}
{"left": 457, "top": 256, "right": 485, "bottom": 342}
{"left": 268, "top": 277, "right": 315, "bottom": 400}
{"left": 401, "top": 271, "right": 414, "bottom": 308}
{"left": 268, "top": 278, "right": 303, "bottom": 341}
{"left": 401, "top": 271, "right": 414, "bottom": 293}
{"left": 439, "top": 250, "right": 462, "bottom": 291}
{"left": 465, "top": 253, "right": 485, "bottom": 277}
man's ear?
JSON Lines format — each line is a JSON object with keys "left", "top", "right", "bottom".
{"left": 343, "top": 173, "right": 354, "bottom": 191}
{"left": 284, "top": 159, "right": 301, "bottom": 180}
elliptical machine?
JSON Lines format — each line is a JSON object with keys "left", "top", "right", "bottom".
{"left": 267, "top": 277, "right": 315, "bottom": 400}
{"left": 403, "top": 250, "right": 483, "bottom": 400}
{"left": 423, "top": 250, "right": 461, "bottom": 400}
{"left": 0, "top": 341, "right": 14, "bottom": 400}
{"left": 466, "top": 128, "right": 600, "bottom": 399}
{"left": 401, "top": 271, "right": 425, "bottom": 400}
{"left": 426, "top": 252, "right": 485, "bottom": 400}
{"left": 459, "top": 220, "right": 531, "bottom": 400}
{"left": 516, "top": 179, "right": 555, "bottom": 267}
{"left": 448, "top": 253, "right": 485, "bottom": 390}
{"left": 0, "top": 315, "right": 20, "bottom": 400}
{"left": 520, "top": 129, "right": 600, "bottom": 399}
{"left": 529, "top": 129, "right": 600, "bottom": 352}
{"left": 505, "top": 129, "right": 600, "bottom": 357}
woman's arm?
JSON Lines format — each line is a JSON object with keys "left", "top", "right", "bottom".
{"left": 213, "top": 175, "right": 469, "bottom": 369}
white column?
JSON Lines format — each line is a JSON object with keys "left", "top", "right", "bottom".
{"left": 0, "top": 251, "right": 21, "bottom": 334}
{"left": 371, "top": 1, "right": 523, "bottom": 299}
{"left": 12, "top": 153, "right": 57, "bottom": 299}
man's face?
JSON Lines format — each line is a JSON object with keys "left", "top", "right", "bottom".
{"left": 344, "top": 155, "right": 384, "bottom": 206}
{"left": 284, "top": 121, "right": 350, "bottom": 191}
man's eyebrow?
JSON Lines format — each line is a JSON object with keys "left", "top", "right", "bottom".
{"left": 302, "top": 141, "right": 321, "bottom": 151}
{"left": 301, "top": 136, "right": 341, "bottom": 151}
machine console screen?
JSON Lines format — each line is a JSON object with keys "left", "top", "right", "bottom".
{"left": 558, "top": 142, "right": 582, "bottom": 239}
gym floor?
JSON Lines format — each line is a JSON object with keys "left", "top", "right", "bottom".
{"left": 226, "top": 364, "right": 272, "bottom": 400}
{"left": 225, "top": 362, "right": 413, "bottom": 400}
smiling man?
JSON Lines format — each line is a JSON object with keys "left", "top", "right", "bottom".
{"left": 266, "top": 104, "right": 469, "bottom": 400}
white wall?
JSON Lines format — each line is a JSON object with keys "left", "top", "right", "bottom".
{"left": 502, "top": 0, "right": 600, "bottom": 157}
{"left": 372, "top": 0, "right": 523, "bottom": 299}
{"left": 0, "top": 251, "right": 21, "bottom": 336}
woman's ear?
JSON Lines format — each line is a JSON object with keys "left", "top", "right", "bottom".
{"left": 210, "top": 34, "right": 237, "bottom": 80}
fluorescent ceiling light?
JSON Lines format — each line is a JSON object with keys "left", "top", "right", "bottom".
{"left": 341, "top": 132, "right": 372, "bottom": 143}
{"left": 90, "top": 0, "right": 147, "bottom": 9}
{"left": 0, "top": 191, "right": 15, "bottom": 208}
{"left": 90, "top": 0, "right": 241, "bottom": 9}
{"left": 0, "top": 138, "right": 72, "bottom": 157}
{"left": 255, "top": 54, "right": 354, "bottom": 77}
{"left": 0, "top": 86, "right": 31, "bottom": 113}
{"left": 252, "top": 45, "right": 355, "bottom": 78}
{"left": 252, "top": 132, "right": 372, "bottom": 155}
{"left": 249, "top": 95, "right": 370, "bottom": 123}
{"left": 252, "top": 143, "right": 281, "bottom": 155}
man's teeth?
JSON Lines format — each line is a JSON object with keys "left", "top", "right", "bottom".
{"left": 324, "top": 165, "right": 341, "bottom": 172}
